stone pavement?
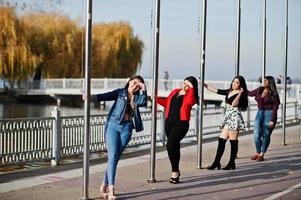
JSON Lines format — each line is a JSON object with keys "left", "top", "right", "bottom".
{"left": 0, "top": 125, "right": 300, "bottom": 200}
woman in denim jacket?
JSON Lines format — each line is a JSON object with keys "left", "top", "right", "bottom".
{"left": 95, "top": 75, "right": 147, "bottom": 200}
{"left": 248, "top": 76, "right": 280, "bottom": 162}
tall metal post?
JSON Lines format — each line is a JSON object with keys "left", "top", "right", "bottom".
{"left": 261, "top": 0, "right": 266, "bottom": 84}
{"left": 235, "top": 0, "right": 241, "bottom": 76}
{"left": 81, "top": 0, "right": 92, "bottom": 199}
{"left": 282, "top": 0, "right": 288, "bottom": 146}
{"left": 148, "top": 0, "right": 161, "bottom": 183}
{"left": 197, "top": 0, "right": 207, "bottom": 169}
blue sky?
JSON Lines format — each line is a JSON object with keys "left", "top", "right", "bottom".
{"left": 10, "top": 0, "right": 301, "bottom": 81}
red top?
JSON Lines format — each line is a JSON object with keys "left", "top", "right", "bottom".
{"left": 157, "top": 88, "right": 197, "bottom": 121}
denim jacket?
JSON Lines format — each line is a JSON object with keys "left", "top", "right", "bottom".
{"left": 94, "top": 88, "right": 147, "bottom": 132}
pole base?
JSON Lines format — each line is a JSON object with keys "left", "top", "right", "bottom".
{"left": 80, "top": 197, "right": 92, "bottom": 200}
{"left": 147, "top": 179, "right": 157, "bottom": 183}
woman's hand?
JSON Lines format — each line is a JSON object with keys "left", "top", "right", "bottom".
{"left": 239, "top": 87, "right": 244, "bottom": 94}
{"left": 139, "top": 82, "right": 146, "bottom": 91}
{"left": 269, "top": 121, "right": 275, "bottom": 129}
{"left": 82, "top": 94, "right": 87, "bottom": 101}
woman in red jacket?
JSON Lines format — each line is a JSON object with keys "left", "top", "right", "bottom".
{"left": 157, "top": 76, "right": 199, "bottom": 184}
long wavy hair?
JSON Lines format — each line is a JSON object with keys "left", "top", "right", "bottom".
{"left": 228, "top": 75, "right": 248, "bottom": 111}
{"left": 264, "top": 76, "right": 279, "bottom": 100}
{"left": 184, "top": 76, "right": 199, "bottom": 105}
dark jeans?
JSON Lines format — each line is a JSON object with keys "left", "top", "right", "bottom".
{"left": 165, "top": 120, "right": 189, "bottom": 172}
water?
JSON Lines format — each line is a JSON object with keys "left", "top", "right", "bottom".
{"left": 0, "top": 98, "right": 153, "bottom": 119}
{"left": 0, "top": 100, "right": 112, "bottom": 119}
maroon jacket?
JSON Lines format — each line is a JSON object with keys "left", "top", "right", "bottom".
{"left": 157, "top": 88, "right": 197, "bottom": 121}
{"left": 248, "top": 87, "right": 280, "bottom": 123}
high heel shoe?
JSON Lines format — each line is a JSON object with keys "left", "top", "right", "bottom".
{"left": 169, "top": 171, "right": 180, "bottom": 184}
{"left": 207, "top": 162, "right": 221, "bottom": 170}
{"left": 108, "top": 185, "right": 117, "bottom": 200}
{"left": 99, "top": 184, "right": 108, "bottom": 199}
{"left": 222, "top": 162, "right": 236, "bottom": 170}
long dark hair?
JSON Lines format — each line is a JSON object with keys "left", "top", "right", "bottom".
{"left": 184, "top": 76, "right": 199, "bottom": 105}
{"left": 265, "top": 76, "right": 279, "bottom": 100}
{"left": 228, "top": 75, "right": 248, "bottom": 111}
{"left": 125, "top": 75, "right": 145, "bottom": 94}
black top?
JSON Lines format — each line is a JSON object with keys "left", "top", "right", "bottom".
{"left": 125, "top": 101, "right": 135, "bottom": 116}
{"left": 168, "top": 93, "right": 184, "bottom": 122}
{"left": 217, "top": 89, "right": 239, "bottom": 105}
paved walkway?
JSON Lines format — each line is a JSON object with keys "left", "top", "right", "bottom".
{"left": 0, "top": 125, "right": 301, "bottom": 200}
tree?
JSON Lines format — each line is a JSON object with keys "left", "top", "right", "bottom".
{"left": 92, "top": 22, "right": 143, "bottom": 78}
{"left": 0, "top": 6, "right": 144, "bottom": 84}
{"left": 22, "top": 13, "right": 81, "bottom": 78}
{"left": 0, "top": 7, "right": 36, "bottom": 88}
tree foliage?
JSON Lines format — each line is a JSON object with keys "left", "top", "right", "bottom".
{"left": 92, "top": 22, "right": 143, "bottom": 78}
{"left": 0, "top": 7, "right": 36, "bottom": 86}
{"left": 0, "top": 6, "right": 144, "bottom": 87}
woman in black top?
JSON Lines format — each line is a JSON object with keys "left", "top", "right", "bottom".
{"left": 157, "top": 76, "right": 199, "bottom": 183}
{"left": 205, "top": 76, "right": 248, "bottom": 170}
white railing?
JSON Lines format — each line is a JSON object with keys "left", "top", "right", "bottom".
{"left": 12, "top": 79, "right": 301, "bottom": 105}
{"left": 0, "top": 101, "right": 299, "bottom": 166}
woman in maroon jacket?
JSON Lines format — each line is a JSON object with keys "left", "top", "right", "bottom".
{"left": 157, "top": 76, "right": 199, "bottom": 184}
{"left": 248, "top": 76, "right": 280, "bottom": 161}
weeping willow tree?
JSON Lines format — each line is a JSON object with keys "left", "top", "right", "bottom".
{"left": 0, "top": 6, "right": 144, "bottom": 86}
{"left": 0, "top": 7, "right": 36, "bottom": 88}
{"left": 22, "top": 13, "right": 81, "bottom": 79}
{"left": 92, "top": 22, "right": 144, "bottom": 78}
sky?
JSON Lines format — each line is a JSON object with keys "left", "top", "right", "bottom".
{"left": 8, "top": 0, "right": 301, "bottom": 81}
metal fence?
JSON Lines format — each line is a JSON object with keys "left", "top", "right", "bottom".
{"left": 0, "top": 102, "right": 299, "bottom": 166}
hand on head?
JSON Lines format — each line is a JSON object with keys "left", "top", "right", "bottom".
{"left": 240, "top": 87, "right": 244, "bottom": 93}
{"left": 129, "top": 79, "right": 145, "bottom": 94}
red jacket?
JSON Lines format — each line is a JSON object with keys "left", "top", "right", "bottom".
{"left": 157, "top": 88, "right": 197, "bottom": 121}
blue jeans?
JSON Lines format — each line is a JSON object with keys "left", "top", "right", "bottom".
{"left": 253, "top": 110, "right": 273, "bottom": 154}
{"left": 103, "top": 120, "right": 133, "bottom": 185}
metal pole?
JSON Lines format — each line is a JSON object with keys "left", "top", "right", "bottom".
{"left": 282, "top": 0, "right": 288, "bottom": 146}
{"left": 261, "top": 0, "right": 266, "bottom": 84}
{"left": 197, "top": 0, "right": 207, "bottom": 169}
{"left": 81, "top": 0, "right": 92, "bottom": 199}
{"left": 299, "top": 104, "right": 301, "bottom": 140}
{"left": 148, "top": 0, "right": 161, "bottom": 183}
{"left": 235, "top": 0, "right": 241, "bottom": 76}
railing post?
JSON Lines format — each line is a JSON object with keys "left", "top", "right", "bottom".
{"left": 160, "top": 109, "right": 166, "bottom": 146}
{"left": 297, "top": 84, "right": 300, "bottom": 105}
{"left": 63, "top": 78, "right": 67, "bottom": 89}
{"left": 104, "top": 78, "right": 108, "bottom": 90}
{"left": 280, "top": 103, "right": 284, "bottom": 125}
{"left": 295, "top": 101, "right": 298, "bottom": 121}
{"left": 51, "top": 106, "right": 61, "bottom": 166}
{"left": 299, "top": 103, "right": 301, "bottom": 140}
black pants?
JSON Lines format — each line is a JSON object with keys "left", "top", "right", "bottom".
{"left": 165, "top": 120, "right": 189, "bottom": 172}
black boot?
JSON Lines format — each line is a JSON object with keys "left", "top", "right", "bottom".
{"left": 207, "top": 138, "right": 227, "bottom": 170}
{"left": 223, "top": 140, "right": 238, "bottom": 170}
